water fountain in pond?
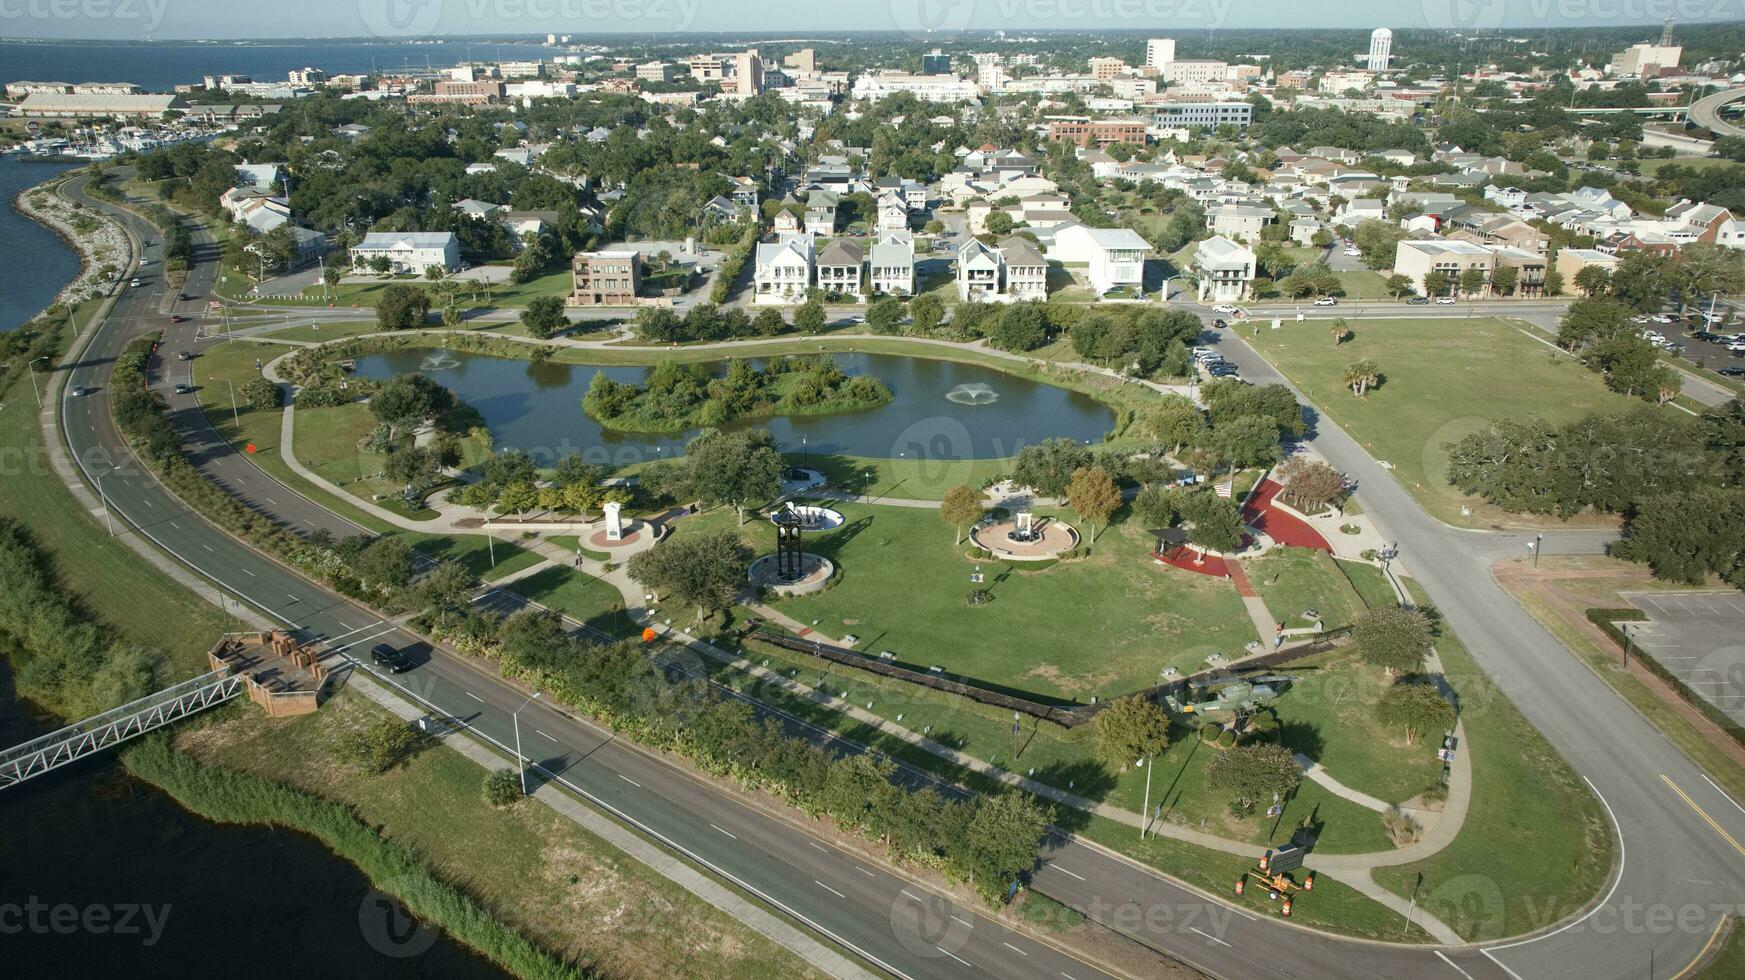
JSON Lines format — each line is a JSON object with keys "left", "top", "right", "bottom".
{"left": 945, "top": 382, "right": 999, "bottom": 406}
{"left": 420, "top": 349, "right": 460, "bottom": 372}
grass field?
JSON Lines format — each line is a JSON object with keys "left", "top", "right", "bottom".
{"left": 173, "top": 692, "right": 823, "bottom": 980}
{"left": 504, "top": 565, "right": 632, "bottom": 637}
{"left": 1369, "top": 581, "right": 1612, "bottom": 941}
{"left": 1247, "top": 547, "right": 1373, "bottom": 636}
{"left": 1247, "top": 317, "right": 1640, "bottom": 527}
{"left": 680, "top": 501, "right": 1259, "bottom": 701}
{"left": 255, "top": 320, "right": 381, "bottom": 343}
{"left": 0, "top": 308, "right": 228, "bottom": 680}
{"left": 1697, "top": 919, "right": 1745, "bottom": 978}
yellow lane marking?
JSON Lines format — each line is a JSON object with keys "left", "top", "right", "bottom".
{"left": 1661, "top": 773, "right": 1745, "bottom": 858}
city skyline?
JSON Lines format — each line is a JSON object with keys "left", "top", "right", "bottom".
{"left": 0, "top": 1, "right": 1735, "bottom": 41}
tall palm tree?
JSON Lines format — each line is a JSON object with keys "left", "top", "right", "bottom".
{"left": 1342, "top": 359, "right": 1381, "bottom": 398}
{"left": 1330, "top": 317, "right": 1350, "bottom": 346}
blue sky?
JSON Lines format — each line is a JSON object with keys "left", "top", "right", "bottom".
{"left": 0, "top": 0, "right": 1720, "bottom": 40}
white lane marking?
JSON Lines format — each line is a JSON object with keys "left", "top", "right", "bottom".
{"left": 168, "top": 521, "right": 180, "bottom": 529}
{"left": 935, "top": 946, "right": 972, "bottom": 967}
{"left": 1052, "top": 865, "right": 1086, "bottom": 881}
{"left": 856, "top": 867, "right": 876, "bottom": 878}
{"left": 1001, "top": 942, "right": 1027, "bottom": 956}
{"left": 265, "top": 497, "right": 278, "bottom": 505}
{"left": 1190, "top": 926, "right": 1232, "bottom": 948}
{"left": 900, "top": 890, "right": 922, "bottom": 902}
{"left": 1479, "top": 949, "right": 1528, "bottom": 980}
{"left": 465, "top": 691, "right": 485, "bottom": 703}
{"left": 242, "top": 568, "right": 256, "bottom": 577}
{"left": 1702, "top": 773, "right": 1745, "bottom": 816}
{"left": 535, "top": 730, "right": 557, "bottom": 742}
{"left": 951, "top": 915, "right": 973, "bottom": 928}
{"left": 202, "top": 544, "right": 214, "bottom": 552}
{"left": 1061, "top": 973, "right": 1080, "bottom": 980}
{"left": 1485, "top": 776, "right": 1624, "bottom": 959}
{"left": 807, "top": 841, "right": 827, "bottom": 852}
{"left": 1435, "top": 951, "right": 1475, "bottom": 980}
{"left": 616, "top": 773, "right": 641, "bottom": 788}
{"left": 710, "top": 824, "right": 739, "bottom": 840}
{"left": 814, "top": 880, "right": 845, "bottom": 899}
{"left": 142, "top": 499, "right": 153, "bottom": 507}
{"left": 325, "top": 619, "right": 389, "bottom": 642}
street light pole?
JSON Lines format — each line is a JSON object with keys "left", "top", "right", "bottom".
{"left": 95, "top": 469, "right": 115, "bottom": 537}
{"left": 1534, "top": 533, "right": 1543, "bottom": 568}
{"left": 513, "top": 691, "right": 542, "bottom": 796}
{"left": 1140, "top": 754, "right": 1154, "bottom": 839}
{"left": 222, "top": 377, "right": 241, "bottom": 429}
{"left": 27, "top": 356, "right": 49, "bottom": 407}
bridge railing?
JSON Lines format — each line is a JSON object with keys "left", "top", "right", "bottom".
{"left": 0, "top": 667, "right": 241, "bottom": 789}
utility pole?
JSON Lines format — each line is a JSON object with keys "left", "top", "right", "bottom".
{"left": 513, "top": 691, "right": 542, "bottom": 796}
{"left": 1140, "top": 754, "right": 1155, "bottom": 839}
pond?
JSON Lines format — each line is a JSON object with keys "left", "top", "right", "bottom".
{"left": 352, "top": 350, "right": 1117, "bottom": 467}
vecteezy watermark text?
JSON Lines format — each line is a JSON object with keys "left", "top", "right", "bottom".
{"left": 0, "top": 897, "right": 172, "bottom": 946}
{"left": 357, "top": 0, "right": 703, "bottom": 38}
{"left": 0, "top": 0, "right": 170, "bottom": 31}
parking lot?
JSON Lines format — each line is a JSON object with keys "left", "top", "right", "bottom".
{"left": 1622, "top": 591, "right": 1745, "bottom": 725}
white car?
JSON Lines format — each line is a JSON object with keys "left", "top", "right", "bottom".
{"left": 1436, "top": 297, "right": 1457, "bottom": 305}
{"left": 1212, "top": 304, "right": 1239, "bottom": 315}
{"left": 1650, "top": 314, "right": 1674, "bottom": 324}
{"left": 1342, "top": 248, "right": 1361, "bottom": 257}
{"left": 1727, "top": 342, "right": 1745, "bottom": 353}
{"left": 130, "top": 278, "right": 140, "bottom": 288}
{"left": 1313, "top": 297, "right": 1338, "bottom": 306}
{"left": 1702, "top": 313, "right": 1726, "bottom": 324}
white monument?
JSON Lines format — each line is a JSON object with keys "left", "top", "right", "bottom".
{"left": 604, "top": 501, "right": 624, "bottom": 541}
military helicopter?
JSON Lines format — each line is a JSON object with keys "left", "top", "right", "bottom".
{"left": 1166, "top": 673, "right": 1297, "bottom": 716}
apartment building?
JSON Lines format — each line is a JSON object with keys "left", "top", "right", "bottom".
{"left": 569, "top": 250, "right": 642, "bottom": 307}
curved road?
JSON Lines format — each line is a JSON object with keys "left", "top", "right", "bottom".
{"left": 1688, "top": 86, "right": 1745, "bottom": 140}
{"left": 44, "top": 172, "right": 1745, "bottom": 980}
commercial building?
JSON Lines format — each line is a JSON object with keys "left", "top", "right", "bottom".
{"left": 1088, "top": 57, "right": 1128, "bottom": 81}
{"left": 1392, "top": 239, "right": 1496, "bottom": 296}
{"left": 15, "top": 93, "right": 184, "bottom": 118}
{"left": 1152, "top": 101, "right": 1252, "bottom": 130}
{"left": 1160, "top": 60, "right": 1227, "bottom": 87}
{"left": 1367, "top": 28, "right": 1393, "bottom": 73}
{"left": 921, "top": 49, "right": 951, "bottom": 75}
{"left": 1046, "top": 116, "right": 1148, "bottom": 148}
{"left": 636, "top": 61, "right": 679, "bottom": 83}
{"left": 349, "top": 232, "right": 460, "bottom": 274}
{"left": 287, "top": 67, "right": 328, "bottom": 86}
{"left": 850, "top": 72, "right": 981, "bottom": 103}
{"left": 411, "top": 80, "right": 505, "bottom": 105}
{"left": 1554, "top": 247, "right": 1620, "bottom": 285}
{"left": 570, "top": 250, "right": 642, "bottom": 307}
{"left": 733, "top": 51, "right": 764, "bottom": 96}
{"left": 1609, "top": 42, "right": 1681, "bottom": 76}
{"left": 1145, "top": 38, "right": 1177, "bottom": 70}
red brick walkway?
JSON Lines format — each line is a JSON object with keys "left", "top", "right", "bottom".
{"left": 1225, "top": 559, "right": 1258, "bottom": 597}
{"left": 1243, "top": 479, "right": 1333, "bottom": 552}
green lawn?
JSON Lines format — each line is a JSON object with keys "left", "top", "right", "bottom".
{"left": 256, "top": 320, "right": 380, "bottom": 343}
{"left": 174, "top": 692, "right": 824, "bottom": 980}
{"left": 505, "top": 565, "right": 632, "bottom": 637}
{"left": 1698, "top": 919, "right": 1745, "bottom": 978}
{"left": 280, "top": 268, "right": 575, "bottom": 311}
{"left": 1271, "top": 651, "right": 1445, "bottom": 805}
{"left": 1369, "top": 582, "right": 1613, "bottom": 941}
{"left": 1247, "top": 317, "right": 1640, "bottom": 527}
{"left": 683, "top": 501, "right": 1258, "bottom": 701}
{"left": 0, "top": 307, "right": 228, "bottom": 680}
{"left": 1247, "top": 547, "right": 1371, "bottom": 634}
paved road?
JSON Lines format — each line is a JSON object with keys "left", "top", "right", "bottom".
{"left": 52, "top": 178, "right": 1533, "bottom": 980}
{"left": 1209, "top": 327, "right": 1745, "bottom": 980}
{"left": 1688, "top": 86, "right": 1745, "bottom": 139}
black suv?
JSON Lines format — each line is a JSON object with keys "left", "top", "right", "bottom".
{"left": 371, "top": 643, "right": 411, "bottom": 673}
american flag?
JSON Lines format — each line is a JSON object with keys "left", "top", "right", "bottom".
{"left": 1215, "top": 482, "right": 1233, "bottom": 498}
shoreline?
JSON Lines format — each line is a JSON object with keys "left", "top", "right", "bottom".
{"left": 10, "top": 166, "right": 128, "bottom": 321}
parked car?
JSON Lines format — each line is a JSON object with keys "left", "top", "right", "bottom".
{"left": 1436, "top": 297, "right": 1457, "bottom": 305}
{"left": 1651, "top": 314, "right": 1675, "bottom": 324}
{"left": 1701, "top": 312, "right": 1726, "bottom": 324}
{"left": 371, "top": 643, "right": 412, "bottom": 673}
{"left": 1212, "top": 304, "right": 1239, "bottom": 315}
{"left": 1691, "top": 331, "right": 1721, "bottom": 342}
{"left": 1342, "top": 248, "right": 1361, "bottom": 257}
{"left": 1405, "top": 296, "right": 1430, "bottom": 305}
{"left": 1207, "top": 363, "right": 1239, "bottom": 378}
{"left": 1212, "top": 318, "right": 1228, "bottom": 329}
{"left": 1313, "top": 297, "right": 1338, "bottom": 306}
{"left": 1719, "top": 366, "right": 1745, "bottom": 377}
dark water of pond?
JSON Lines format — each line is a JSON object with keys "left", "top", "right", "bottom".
{"left": 354, "top": 350, "right": 1117, "bottom": 468}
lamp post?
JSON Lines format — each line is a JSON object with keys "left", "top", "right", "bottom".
{"left": 1139, "top": 755, "right": 1155, "bottom": 839}
{"left": 221, "top": 377, "right": 241, "bottom": 429}
{"left": 483, "top": 502, "right": 496, "bottom": 567}
{"left": 1532, "top": 533, "right": 1543, "bottom": 568}
{"left": 513, "top": 691, "right": 542, "bottom": 796}
{"left": 95, "top": 467, "right": 116, "bottom": 537}
{"left": 27, "top": 356, "right": 49, "bottom": 407}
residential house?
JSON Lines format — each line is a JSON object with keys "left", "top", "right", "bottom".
{"left": 956, "top": 239, "right": 1004, "bottom": 302}
{"left": 816, "top": 238, "right": 866, "bottom": 300}
{"left": 772, "top": 206, "right": 804, "bottom": 235}
{"left": 754, "top": 233, "right": 815, "bottom": 305}
{"left": 1290, "top": 218, "right": 1327, "bottom": 246}
{"left": 1335, "top": 198, "right": 1387, "bottom": 227}
{"left": 804, "top": 191, "right": 840, "bottom": 237}
{"left": 869, "top": 233, "right": 916, "bottom": 297}
{"left": 569, "top": 250, "right": 642, "bottom": 306}
{"left": 1049, "top": 224, "right": 1150, "bottom": 297}
{"left": 876, "top": 191, "right": 910, "bottom": 233}
{"left": 1192, "top": 236, "right": 1256, "bottom": 303}
{"left": 728, "top": 176, "right": 760, "bottom": 209}
{"left": 1445, "top": 210, "right": 1549, "bottom": 254}
{"left": 1489, "top": 246, "right": 1547, "bottom": 297}
{"left": 998, "top": 236, "right": 1049, "bottom": 301}
{"left": 1206, "top": 204, "right": 1274, "bottom": 241}
{"left": 349, "top": 232, "right": 460, "bottom": 274}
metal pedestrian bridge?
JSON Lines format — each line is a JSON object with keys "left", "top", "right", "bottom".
{"left": 0, "top": 668, "right": 243, "bottom": 789}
